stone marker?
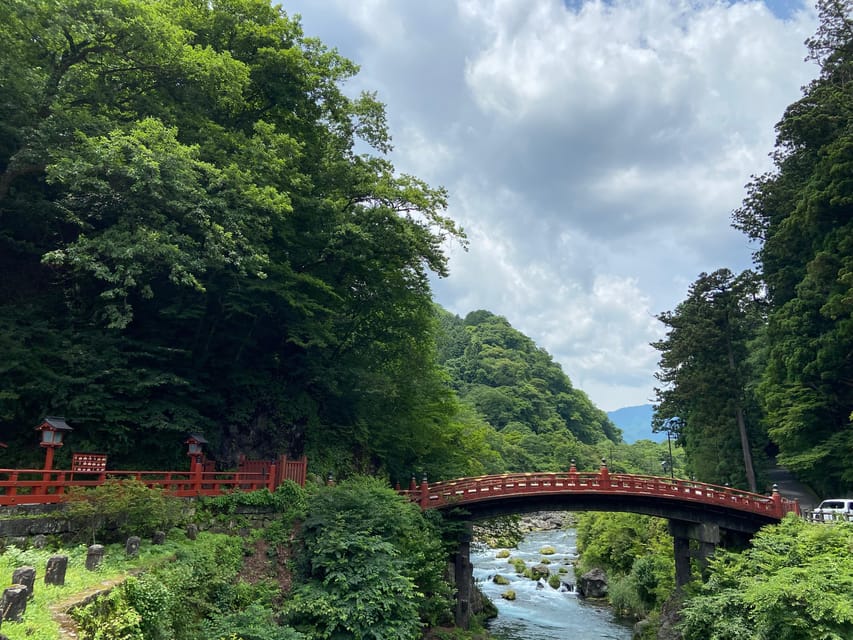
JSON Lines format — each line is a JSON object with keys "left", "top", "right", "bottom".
{"left": 0, "top": 585, "right": 28, "bottom": 622}
{"left": 44, "top": 555, "right": 68, "bottom": 586}
{"left": 186, "top": 524, "right": 198, "bottom": 540}
{"left": 85, "top": 544, "right": 105, "bottom": 571}
{"left": 152, "top": 530, "right": 166, "bottom": 545}
{"left": 125, "top": 536, "right": 140, "bottom": 557}
{"left": 11, "top": 567, "right": 35, "bottom": 600}
{"left": 31, "top": 535, "right": 47, "bottom": 549}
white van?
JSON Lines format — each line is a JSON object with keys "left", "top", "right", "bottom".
{"left": 810, "top": 499, "right": 853, "bottom": 522}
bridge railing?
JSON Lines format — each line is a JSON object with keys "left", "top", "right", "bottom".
{"left": 401, "top": 471, "right": 800, "bottom": 519}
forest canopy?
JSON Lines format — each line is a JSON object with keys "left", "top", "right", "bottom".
{"left": 0, "top": 0, "right": 618, "bottom": 479}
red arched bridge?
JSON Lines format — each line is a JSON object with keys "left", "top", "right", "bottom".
{"left": 400, "top": 464, "right": 799, "bottom": 533}
{"left": 399, "top": 462, "right": 801, "bottom": 626}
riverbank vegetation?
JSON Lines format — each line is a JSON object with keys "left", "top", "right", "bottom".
{"left": 576, "top": 512, "right": 674, "bottom": 620}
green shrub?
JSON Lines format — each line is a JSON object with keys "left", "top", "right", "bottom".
{"left": 283, "top": 476, "right": 452, "bottom": 638}
{"left": 202, "top": 603, "right": 303, "bottom": 640}
{"left": 64, "top": 479, "right": 183, "bottom": 543}
{"left": 681, "top": 517, "right": 853, "bottom": 640}
{"left": 123, "top": 575, "right": 173, "bottom": 640}
{"left": 607, "top": 574, "right": 646, "bottom": 617}
{"left": 73, "top": 587, "right": 144, "bottom": 640}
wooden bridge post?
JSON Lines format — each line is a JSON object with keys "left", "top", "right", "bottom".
{"left": 771, "top": 484, "right": 784, "bottom": 518}
{"left": 599, "top": 458, "right": 610, "bottom": 489}
{"left": 419, "top": 473, "right": 429, "bottom": 509}
{"left": 453, "top": 521, "right": 474, "bottom": 629}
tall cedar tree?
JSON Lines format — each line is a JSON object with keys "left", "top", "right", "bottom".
{"left": 0, "top": 0, "right": 469, "bottom": 474}
{"left": 652, "top": 269, "right": 765, "bottom": 490}
{"left": 732, "top": 0, "right": 853, "bottom": 495}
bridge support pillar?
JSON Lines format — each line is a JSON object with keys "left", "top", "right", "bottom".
{"left": 453, "top": 522, "right": 474, "bottom": 629}
{"left": 668, "top": 520, "right": 720, "bottom": 587}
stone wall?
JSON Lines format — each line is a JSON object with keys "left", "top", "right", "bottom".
{"left": 0, "top": 501, "right": 281, "bottom": 547}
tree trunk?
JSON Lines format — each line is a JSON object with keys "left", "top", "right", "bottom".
{"left": 727, "top": 338, "right": 757, "bottom": 492}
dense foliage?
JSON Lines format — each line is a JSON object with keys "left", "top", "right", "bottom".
{"left": 655, "top": 0, "right": 853, "bottom": 495}
{"left": 437, "top": 309, "right": 621, "bottom": 472}
{"left": 681, "top": 517, "right": 853, "bottom": 640}
{"left": 284, "top": 476, "right": 454, "bottom": 639}
{"left": 71, "top": 532, "right": 292, "bottom": 640}
{"left": 652, "top": 269, "right": 767, "bottom": 490}
{"left": 0, "top": 0, "right": 468, "bottom": 476}
{"left": 64, "top": 478, "right": 185, "bottom": 543}
{"left": 576, "top": 512, "right": 675, "bottom": 618}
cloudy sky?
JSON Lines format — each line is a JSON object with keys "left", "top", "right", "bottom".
{"left": 285, "top": 0, "right": 819, "bottom": 411}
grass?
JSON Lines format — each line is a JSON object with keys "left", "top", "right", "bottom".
{"left": 0, "top": 532, "right": 187, "bottom": 640}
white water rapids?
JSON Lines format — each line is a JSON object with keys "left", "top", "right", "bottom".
{"left": 471, "top": 529, "right": 634, "bottom": 640}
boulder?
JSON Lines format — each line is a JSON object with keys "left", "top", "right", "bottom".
{"left": 577, "top": 567, "right": 608, "bottom": 598}
{"left": 527, "top": 563, "right": 551, "bottom": 580}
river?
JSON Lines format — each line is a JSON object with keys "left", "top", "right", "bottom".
{"left": 471, "top": 529, "right": 634, "bottom": 640}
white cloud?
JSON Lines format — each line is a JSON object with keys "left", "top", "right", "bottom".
{"left": 285, "top": 0, "right": 817, "bottom": 411}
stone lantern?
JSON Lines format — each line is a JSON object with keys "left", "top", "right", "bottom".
{"left": 35, "top": 417, "right": 72, "bottom": 471}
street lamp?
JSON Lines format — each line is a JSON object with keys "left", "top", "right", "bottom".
{"left": 35, "top": 416, "right": 73, "bottom": 471}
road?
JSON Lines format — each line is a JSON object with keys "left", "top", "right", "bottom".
{"left": 766, "top": 461, "right": 820, "bottom": 511}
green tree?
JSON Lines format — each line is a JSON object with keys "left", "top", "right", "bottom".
{"left": 284, "top": 477, "right": 453, "bottom": 638}
{"left": 0, "top": 0, "right": 465, "bottom": 474}
{"left": 652, "top": 269, "right": 766, "bottom": 490}
{"left": 682, "top": 517, "right": 853, "bottom": 640}
{"left": 731, "top": 0, "right": 853, "bottom": 495}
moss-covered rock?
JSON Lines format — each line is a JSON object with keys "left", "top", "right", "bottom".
{"left": 501, "top": 590, "right": 516, "bottom": 601}
{"left": 539, "top": 546, "right": 556, "bottom": 555}
{"left": 493, "top": 574, "right": 510, "bottom": 585}
{"left": 524, "top": 564, "right": 551, "bottom": 581}
{"left": 539, "top": 557, "right": 551, "bottom": 564}
{"left": 495, "top": 549, "right": 511, "bottom": 559}
{"left": 548, "top": 574, "right": 562, "bottom": 590}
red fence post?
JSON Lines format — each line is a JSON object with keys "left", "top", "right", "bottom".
{"left": 599, "top": 458, "right": 610, "bottom": 489}
{"left": 420, "top": 474, "right": 429, "bottom": 509}
{"left": 267, "top": 462, "right": 277, "bottom": 491}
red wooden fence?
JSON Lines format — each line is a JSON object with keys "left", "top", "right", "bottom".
{"left": 0, "top": 455, "right": 308, "bottom": 506}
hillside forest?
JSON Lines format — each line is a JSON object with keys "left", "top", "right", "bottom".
{"left": 1, "top": 0, "right": 851, "bottom": 499}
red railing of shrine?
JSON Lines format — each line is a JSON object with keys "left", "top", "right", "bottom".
{"left": 400, "top": 470, "right": 800, "bottom": 520}
{"left": 0, "top": 455, "right": 308, "bottom": 506}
